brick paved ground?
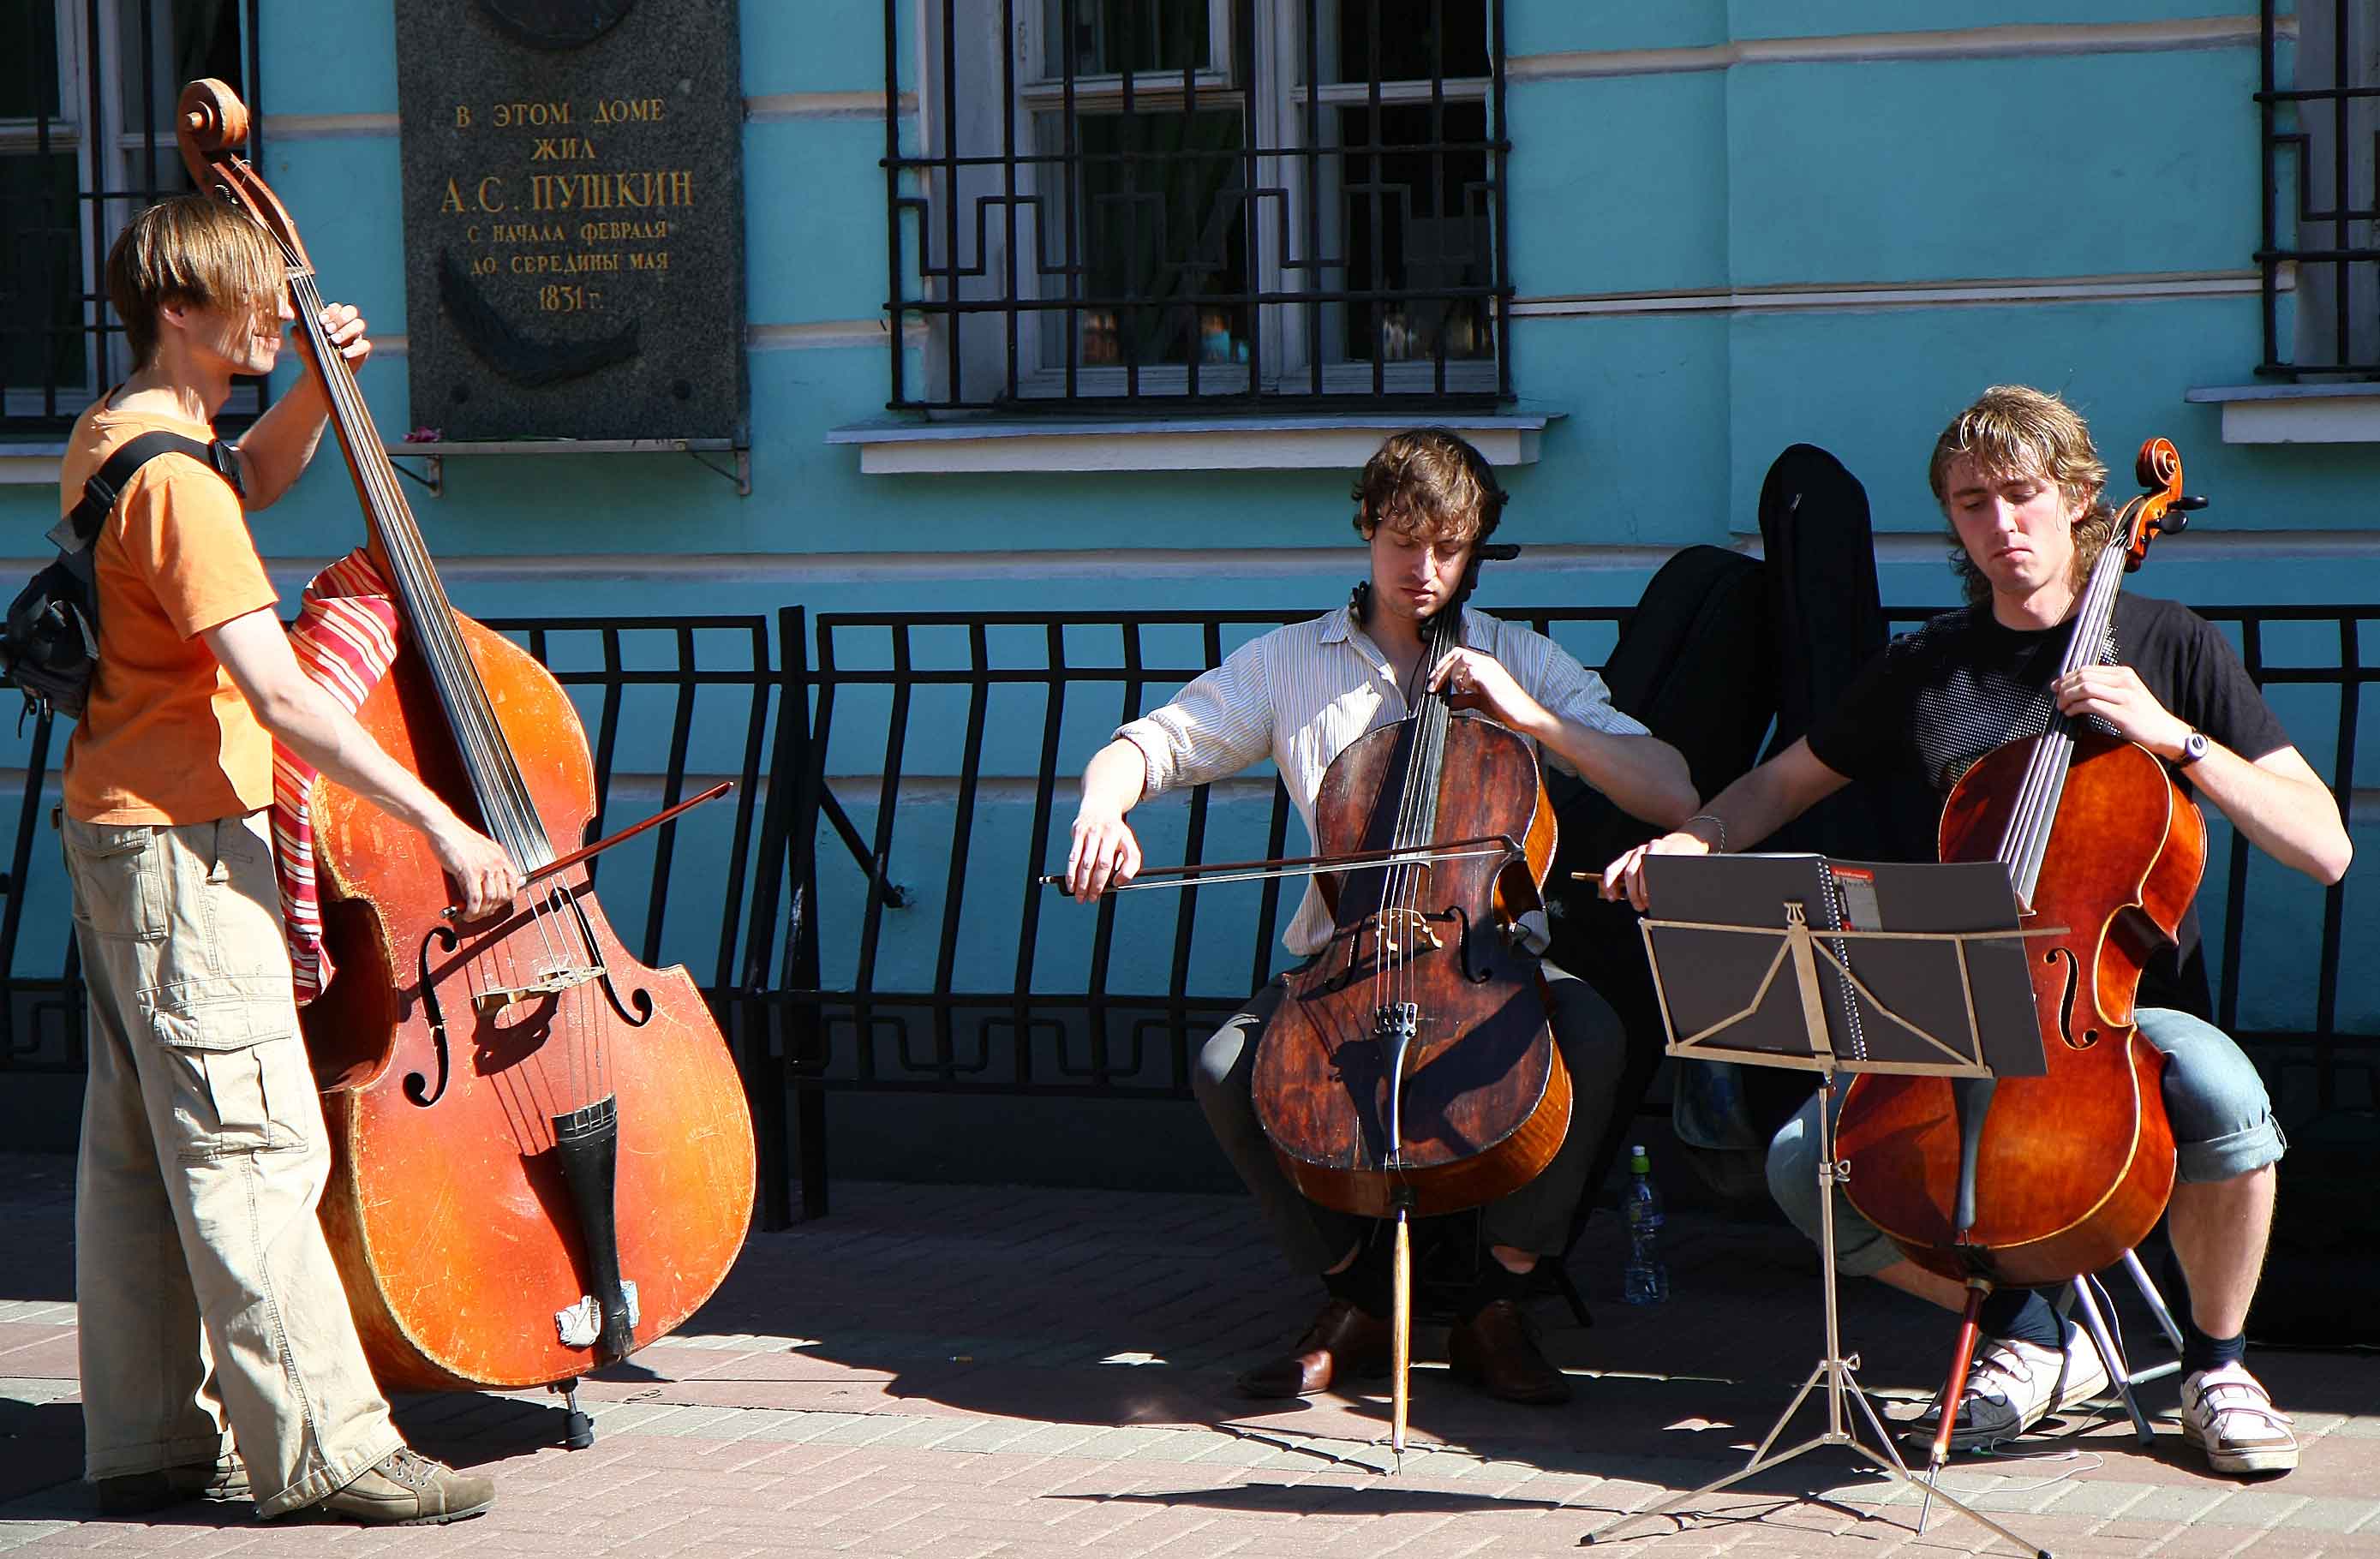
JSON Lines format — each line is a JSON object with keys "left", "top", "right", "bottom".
{"left": 2, "top": 1150, "right": 2375, "bottom": 1557}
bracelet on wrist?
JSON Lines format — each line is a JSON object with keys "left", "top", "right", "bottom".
{"left": 1683, "top": 813, "right": 1726, "bottom": 854}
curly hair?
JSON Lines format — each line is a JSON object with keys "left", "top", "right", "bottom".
{"left": 1350, "top": 427, "right": 1507, "bottom": 546}
{"left": 1929, "top": 385, "right": 2116, "bottom": 605}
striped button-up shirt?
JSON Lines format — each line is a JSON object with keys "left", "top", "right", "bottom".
{"left": 1115, "top": 604, "right": 1650, "bottom": 957}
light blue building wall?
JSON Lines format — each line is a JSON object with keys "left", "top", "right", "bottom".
{"left": 1, "top": 3, "right": 2369, "bottom": 1046}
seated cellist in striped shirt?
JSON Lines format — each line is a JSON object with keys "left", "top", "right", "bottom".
{"left": 1062, "top": 429, "right": 1697, "bottom": 1406}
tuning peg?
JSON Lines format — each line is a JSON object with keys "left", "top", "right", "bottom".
{"left": 2156, "top": 511, "right": 2190, "bottom": 535}
{"left": 2173, "top": 494, "right": 2209, "bottom": 511}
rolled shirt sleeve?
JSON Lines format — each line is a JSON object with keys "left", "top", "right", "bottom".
{"left": 1114, "top": 636, "right": 1277, "bottom": 799}
{"left": 1495, "top": 622, "right": 1648, "bottom": 775}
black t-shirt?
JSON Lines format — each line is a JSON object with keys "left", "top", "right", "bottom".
{"left": 1804, "top": 594, "right": 2293, "bottom": 1014}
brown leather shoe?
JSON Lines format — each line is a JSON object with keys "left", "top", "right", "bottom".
{"left": 1235, "top": 1297, "right": 1391, "bottom": 1398}
{"left": 1448, "top": 1299, "right": 1570, "bottom": 1405}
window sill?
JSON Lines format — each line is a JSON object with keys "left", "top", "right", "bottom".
{"left": 2184, "top": 383, "right": 2380, "bottom": 444}
{"left": 0, "top": 444, "right": 67, "bottom": 485}
{"left": 825, "top": 410, "right": 1559, "bottom": 475}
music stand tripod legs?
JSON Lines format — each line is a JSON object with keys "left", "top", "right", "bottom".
{"left": 1581, "top": 1073, "right": 2051, "bottom": 1557}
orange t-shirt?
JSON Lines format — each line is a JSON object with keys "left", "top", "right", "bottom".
{"left": 59, "top": 397, "right": 278, "bottom": 825}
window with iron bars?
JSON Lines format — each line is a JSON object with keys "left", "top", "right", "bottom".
{"left": 2257, "top": 0, "right": 2380, "bottom": 377}
{"left": 3, "top": 1, "right": 262, "bottom": 435}
{"left": 885, "top": 0, "right": 1511, "bottom": 413}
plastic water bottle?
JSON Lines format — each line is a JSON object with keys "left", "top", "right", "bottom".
{"left": 1621, "top": 1144, "right": 1670, "bottom": 1305}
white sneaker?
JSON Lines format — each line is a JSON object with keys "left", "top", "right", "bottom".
{"left": 2180, "top": 1363, "right": 2299, "bottom": 1475}
{"left": 1908, "top": 1321, "right": 2113, "bottom": 1453}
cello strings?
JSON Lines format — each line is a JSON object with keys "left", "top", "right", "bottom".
{"left": 1998, "top": 528, "right": 2126, "bottom": 899}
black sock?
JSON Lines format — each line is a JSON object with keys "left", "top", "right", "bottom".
{"left": 1978, "top": 1287, "right": 2062, "bottom": 1351}
{"left": 2181, "top": 1324, "right": 2246, "bottom": 1377}
{"left": 1452, "top": 1256, "right": 1534, "bottom": 1322}
{"left": 1321, "top": 1238, "right": 1394, "bottom": 1318}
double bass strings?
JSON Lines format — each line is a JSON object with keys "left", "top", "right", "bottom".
{"left": 286, "top": 261, "right": 612, "bottom": 1118}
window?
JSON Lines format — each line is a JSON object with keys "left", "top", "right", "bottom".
{"left": 2, "top": 1, "right": 260, "bottom": 434}
{"left": 887, "top": 0, "right": 1510, "bottom": 412}
{"left": 2257, "top": 0, "right": 2380, "bottom": 376}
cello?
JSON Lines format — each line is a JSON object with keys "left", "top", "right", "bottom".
{"left": 176, "top": 81, "right": 756, "bottom": 1413}
{"left": 1055, "top": 546, "right": 1570, "bottom": 1453}
{"left": 1833, "top": 437, "right": 2203, "bottom": 1473}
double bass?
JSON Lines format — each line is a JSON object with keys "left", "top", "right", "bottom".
{"left": 177, "top": 81, "right": 755, "bottom": 1418}
{"left": 1833, "top": 438, "right": 2203, "bottom": 1471}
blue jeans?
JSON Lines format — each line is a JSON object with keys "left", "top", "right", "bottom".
{"left": 1767, "top": 1007, "right": 2287, "bottom": 1278}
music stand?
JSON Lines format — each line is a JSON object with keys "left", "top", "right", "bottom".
{"left": 1580, "top": 854, "right": 2055, "bottom": 1559}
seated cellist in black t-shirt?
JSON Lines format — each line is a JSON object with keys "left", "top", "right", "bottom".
{"left": 1603, "top": 385, "right": 2350, "bottom": 1478}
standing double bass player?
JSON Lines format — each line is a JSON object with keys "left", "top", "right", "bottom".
{"left": 1604, "top": 386, "right": 2351, "bottom": 1476}
{"left": 1065, "top": 429, "right": 1696, "bottom": 1404}
{"left": 58, "top": 195, "right": 514, "bottom": 1523}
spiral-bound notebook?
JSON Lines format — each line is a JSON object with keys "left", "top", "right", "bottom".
{"left": 1639, "top": 854, "right": 2045, "bottom": 1078}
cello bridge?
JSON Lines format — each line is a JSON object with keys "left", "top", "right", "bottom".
{"left": 474, "top": 965, "right": 602, "bottom": 1015}
{"left": 1371, "top": 907, "right": 1443, "bottom": 963}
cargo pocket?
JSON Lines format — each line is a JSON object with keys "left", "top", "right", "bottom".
{"left": 145, "top": 978, "right": 308, "bottom": 1159}
{"left": 62, "top": 822, "right": 165, "bottom": 941}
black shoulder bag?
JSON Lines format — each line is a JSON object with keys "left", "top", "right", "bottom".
{"left": 1, "top": 430, "right": 242, "bottom": 720}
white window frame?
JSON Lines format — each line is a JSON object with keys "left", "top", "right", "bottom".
{"left": 913, "top": 0, "right": 1500, "bottom": 408}
{"left": 3, "top": 0, "right": 239, "bottom": 421}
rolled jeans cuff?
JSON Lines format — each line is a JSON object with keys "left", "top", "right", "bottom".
{"left": 2175, "top": 1114, "right": 2287, "bottom": 1185}
{"left": 258, "top": 1426, "right": 405, "bottom": 1519}
{"left": 83, "top": 1433, "right": 231, "bottom": 1483}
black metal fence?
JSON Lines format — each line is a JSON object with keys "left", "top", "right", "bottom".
{"left": 745, "top": 601, "right": 2378, "bottom": 1221}
{"left": 2, "top": 0, "right": 267, "bottom": 433}
{"left": 0, "top": 612, "right": 781, "bottom": 1183}
{"left": 6, "top": 601, "right": 2373, "bottom": 1233}
{"left": 882, "top": 0, "right": 1513, "bottom": 411}
{"left": 2257, "top": 0, "right": 2380, "bottom": 377}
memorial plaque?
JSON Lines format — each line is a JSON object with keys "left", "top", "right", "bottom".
{"left": 394, "top": 0, "right": 745, "bottom": 441}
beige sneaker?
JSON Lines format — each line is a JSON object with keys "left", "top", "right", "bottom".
{"left": 1907, "top": 1321, "right": 2113, "bottom": 1453}
{"left": 2180, "top": 1363, "right": 2299, "bottom": 1475}
{"left": 314, "top": 1449, "right": 494, "bottom": 1526}
{"left": 93, "top": 1452, "right": 248, "bottom": 1515}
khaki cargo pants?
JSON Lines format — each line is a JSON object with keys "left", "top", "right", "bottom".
{"left": 63, "top": 810, "right": 402, "bottom": 1515}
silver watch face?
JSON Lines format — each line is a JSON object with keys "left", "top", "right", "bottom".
{"left": 2181, "top": 731, "right": 2210, "bottom": 765}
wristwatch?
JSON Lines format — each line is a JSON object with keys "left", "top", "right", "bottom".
{"left": 2175, "top": 729, "right": 2210, "bottom": 768}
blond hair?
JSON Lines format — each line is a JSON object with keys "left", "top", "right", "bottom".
{"left": 1350, "top": 427, "right": 1507, "bottom": 546}
{"left": 1929, "top": 385, "right": 2115, "bottom": 604}
{"left": 105, "top": 195, "right": 283, "bottom": 370}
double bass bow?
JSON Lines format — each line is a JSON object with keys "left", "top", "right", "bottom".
{"left": 177, "top": 81, "right": 756, "bottom": 1410}
{"left": 1049, "top": 545, "right": 1570, "bottom": 1454}
{"left": 1833, "top": 437, "right": 2204, "bottom": 1475}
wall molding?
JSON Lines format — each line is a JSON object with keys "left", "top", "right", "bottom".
{"left": 747, "top": 90, "right": 917, "bottom": 122}
{"left": 1509, "top": 15, "right": 2287, "bottom": 83}
{"left": 0, "top": 535, "right": 2338, "bottom": 582}
{"left": 1514, "top": 268, "right": 2287, "bottom": 321}
{"left": 266, "top": 89, "right": 918, "bottom": 142}
{"left": 260, "top": 111, "right": 398, "bottom": 139}
{"left": 750, "top": 320, "right": 927, "bottom": 351}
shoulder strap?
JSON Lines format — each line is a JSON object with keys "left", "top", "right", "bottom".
{"left": 49, "top": 430, "right": 244, "bottom": 554}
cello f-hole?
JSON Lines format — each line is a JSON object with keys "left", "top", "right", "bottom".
{"left": 2043, "top": 946, "right": 2098, "bottom": 1049}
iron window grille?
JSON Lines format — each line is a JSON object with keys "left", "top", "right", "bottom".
{"left": 3, "top": 0, "right": 264, "bottom": 435}
{"left": 2257, "top": 0, "right": 2380, "bottom": 377}
{"left": 883, "top": 0, "right": 1513, "bottom": 412}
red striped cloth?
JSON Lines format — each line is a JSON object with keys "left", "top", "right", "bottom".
{"left": 272, "top": 548, "right": 401, "bottom": 1004}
